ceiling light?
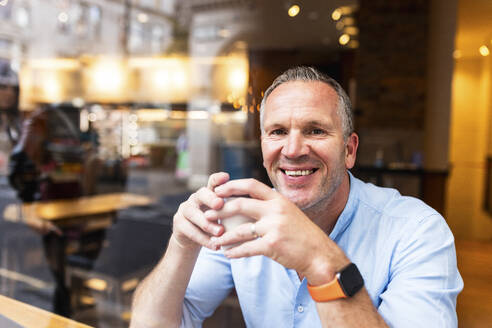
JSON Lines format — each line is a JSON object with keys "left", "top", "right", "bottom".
{"left": 452, "top": 50, "right": 462, "bottom": 59}
{"left": 288, "top": 4, "right": 300, "bottom": 17}
{"left": 348, "top": 40, "right": 359, "bottom": 49}
{"left": 344, "top": 26, "right": 359, "bottom": 35}
{"left": 479, "top": 45, "right": 490, "bottom": 57}
{"left": 339, "top": 34, "right": 350, "bottom": 45}
{"left": 331, "top": 9, "right": 342, "bottom": 21}
{"left": 339, "top": 6, "right": 354, "bottom": 15}
{"left": 58, "top": 12, "right": 68, "bottom": 23}
{"left": 137, "top": 13, "right": 148, "bottom": 23}
{"left": 0, "top": 0, "right": 8, "bottom": 7}
{"left": 342, "top": 17, "right": 355, "bottom": 26}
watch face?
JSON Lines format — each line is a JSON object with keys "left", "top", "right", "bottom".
{"left": 339, "top": 263, "right": 364, "bottom": 297}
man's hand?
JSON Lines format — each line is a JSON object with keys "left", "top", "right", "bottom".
{"left": 171, "top": 172, "right": 229, "bottom": 252}
{"left": 208, "top": 178, "right": 350, "bottom": 285}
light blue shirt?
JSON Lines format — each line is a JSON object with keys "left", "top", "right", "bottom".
{"left": 181, "top": 173, "right": 463, "bottom": 327}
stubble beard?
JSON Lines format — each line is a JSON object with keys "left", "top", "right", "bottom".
{"left": 269, "top": 151, "right": 347, "bottom": 213}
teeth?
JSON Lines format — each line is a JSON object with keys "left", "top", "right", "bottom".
{"left": 285, "top": 170, "right": 314, "bottom": 176}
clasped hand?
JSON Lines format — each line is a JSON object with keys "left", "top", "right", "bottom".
{"left": 172, "top": 172, "right": 348, "bottom": 283}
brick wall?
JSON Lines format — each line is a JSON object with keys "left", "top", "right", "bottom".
{"left": 356, "top": 0, "right": 429, "bottom": 130}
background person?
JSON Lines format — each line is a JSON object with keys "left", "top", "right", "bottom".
{"left": 131, "top": 67, "right": 463, "bottom": 328}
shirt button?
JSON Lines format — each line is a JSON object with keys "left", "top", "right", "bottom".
{"left": 297, "top": 305, "right": 304, "bottom": 313}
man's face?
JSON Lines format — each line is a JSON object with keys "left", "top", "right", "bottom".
{"left": 261, "top": 81, "right": 357, "bottom": 210}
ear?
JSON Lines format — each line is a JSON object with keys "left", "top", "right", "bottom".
{"left": 344, "top": 132, "right": 359, "bottom": 169}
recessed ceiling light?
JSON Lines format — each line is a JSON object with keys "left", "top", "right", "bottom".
{"left": 344, "top": 26, "right": 359, "bottom": 35}
{"left": 339, "top": 34, "right": 350, "bottom": 45}
{"left": 288, "top": 4, "right": 300, "bottom": 17}
{"left": 332, "top": 9, "right": 342, "bottom": 21}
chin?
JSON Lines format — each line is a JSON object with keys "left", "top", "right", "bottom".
{"left": 281, "top": 189, "right": 316, "bottom": 209}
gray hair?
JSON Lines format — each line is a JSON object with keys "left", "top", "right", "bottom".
{"left": 259, "top": 66, "right": 354, "bottom": 140}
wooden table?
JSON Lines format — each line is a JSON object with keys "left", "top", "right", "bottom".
{"left": 3, "top": 192, "right": 153, "bottom": 226}
{"left": 0, "top": 294, "right": 93, "bottom": 328}
{"left": 1, "top": 193, "right": 153, "bottom": 317}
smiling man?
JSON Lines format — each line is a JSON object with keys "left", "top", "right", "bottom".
{"left": 131, "top": 67, "right": 463, "bottom": 328}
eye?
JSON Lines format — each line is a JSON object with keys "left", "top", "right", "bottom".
{"left": 308, "top": 128, "right": 325, "bottom": 135}
{"left": 270, "top": 128, "right": 286, "bottom": 136}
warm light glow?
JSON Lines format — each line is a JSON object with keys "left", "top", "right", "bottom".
{"left": 152, "top": 69, "right": 170, "bottom": 88}
{"left": 80, "top": 296, "right": 95, "bottom": 305}
{"left": 85, "top": 278, "right": 107, "bottom": 291}
{"left": 172, "top": 70, "right": 187, "bottom": 88}
{"left": 339, "top": 6, "right": 354, "bottom": 15}
{"left": 137, "top": 109, "right": 169, "bottom": 122}
{"left": 453, "top": 50, "right": 462, "bottom": 59}
{"left": 137, "top": 13, "right": 148, "bottom": 23}
{"left": 228, "top": 68, "right": 248, "bottom": 91}
{"left": 58, "top": 12, "right": 68, "bottom": 23}
{"left": 41, "top": 72, "right": 62, "bottom": 101}
{"left": 28, "top": 58, "right": 80, "bottom": 70}
{"left": 479, "top": 45, "right": 490, "bottom": 57}
{"left": 344, "top": 26, "right": 359, "bottom": 35}
{"left": 348, "top": 40, "right": 359, "bottom": 49}
{"left": 288, "top": 4, "right": 300, "bottom": 17}
{"left": 89, "top": 60, "right": 125, "bottom": 94}
{"left": 188, "top": 111, "right": 210, "bottom": 120}
{"left": 342, "top": 17, "right": 355, "bottom": 26}
{"left": 339, "top": 34, "right": 350, "bottom": 45}
{"left": 331, "top": 9, "right": 342, "bottom": 21}
{"left": 72, "top": 97, "right": 84, "bottom": 107}
{"left": 0, "top": 0, "right": 9, "bottom": 7}
{"left": 88, "top": 113, "right": 97, "bottom": 122}
{"left": 218, "top": 28, "right": 231, "bottom": 38}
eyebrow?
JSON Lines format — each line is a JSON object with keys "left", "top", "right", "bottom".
{"left": 264, "top": 120, "right": 336, "bottom": 131}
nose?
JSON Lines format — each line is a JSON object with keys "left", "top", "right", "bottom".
{"left": 281, "top": 131, "right": 309, "bottom": 158}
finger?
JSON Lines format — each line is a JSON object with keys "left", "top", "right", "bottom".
{"left": 214, "top": 178, "right": 277, "bottom": 201}
{"left": 176, "top": 214, "right": 219, "bottom": 250}
{"left": 207, "top": 172, "right": 230, "bottom": 190}
{"left": 223, "top": 237, "right": 266, "bottom": 259}
{"left": 181, "top": 203, "right": 223, "bottom": 236}
{"left": 213, "top": 197, "right": 271, "bottom": 221}
{"left": 194, "top": 187, "right": 224, "bottom": 210}
{"left": 214, "top": 220, "right": 267, "bottom": 246}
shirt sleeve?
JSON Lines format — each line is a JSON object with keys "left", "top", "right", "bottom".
{"left": 377, "top": 214, "right": 463, "bottom": 328}
{"left": 180, "top": 247, "right": 234, "bottom": 328}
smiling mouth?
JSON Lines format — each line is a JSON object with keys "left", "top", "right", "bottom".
{"left": 281, "top": 168, "right": 318, "bottom": 176}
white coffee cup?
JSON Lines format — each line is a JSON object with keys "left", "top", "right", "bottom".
{"left": 218, "top": 197, "right": 255, "bottom": 250}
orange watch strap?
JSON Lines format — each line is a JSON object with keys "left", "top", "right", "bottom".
{"left": 307, "top": 274, "right": 347, "bottom": 302}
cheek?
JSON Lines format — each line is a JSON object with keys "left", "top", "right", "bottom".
{"left": 261, "top": 141, "right": 278, "bottom": 166}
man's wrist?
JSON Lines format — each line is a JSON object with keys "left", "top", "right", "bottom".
{"left": 304, "top": 254, "right": 351, "bottom": 286}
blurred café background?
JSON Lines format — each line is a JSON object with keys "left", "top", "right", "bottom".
{"left": 0, "top": 0, "right": 491, "bottom": 327}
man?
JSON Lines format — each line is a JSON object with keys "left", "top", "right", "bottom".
{"left": 131, "top": 67, "right": 463, "bottom": 327}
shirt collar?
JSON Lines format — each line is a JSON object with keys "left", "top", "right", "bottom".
{"left": 329, "top": 171, "right": 358, "bottom": 242}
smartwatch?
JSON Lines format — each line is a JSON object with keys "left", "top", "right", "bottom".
{"left": 307, "top": 263, "right": 364, "bottom": 302}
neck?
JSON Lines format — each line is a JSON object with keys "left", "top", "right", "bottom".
{"left": 304, "top": 172, "right": 351, "bottom": 235}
